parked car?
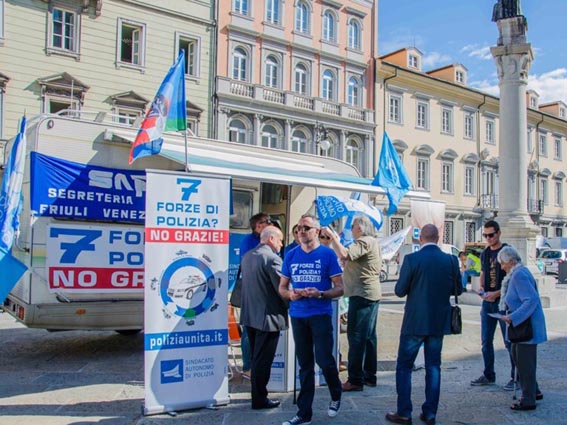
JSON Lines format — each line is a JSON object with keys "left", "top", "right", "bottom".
{"left": 538, "top": 249, "right": 567, "bottom": 275}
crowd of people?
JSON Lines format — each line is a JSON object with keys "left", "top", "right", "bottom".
{"left": 234, "top": 214, "right": 548, "bottom": 425}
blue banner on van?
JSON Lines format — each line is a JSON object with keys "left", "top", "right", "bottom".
{"left": 30, "top": 152, "right": 146, "bottom": 223}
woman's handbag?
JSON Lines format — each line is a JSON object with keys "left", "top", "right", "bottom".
{"left": 508, "top": 318, "right": 533, "bottom": 343}
{"left": 229, "top": 266, "right": 243, "bottom": 308}
{"left": 450, "top": 256, "right": 462, "bottom": 334}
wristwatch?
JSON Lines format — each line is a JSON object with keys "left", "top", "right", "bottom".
{"left": 318, "top": 291, "right": 325, "bottom": 299}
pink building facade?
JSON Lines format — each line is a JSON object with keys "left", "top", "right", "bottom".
{"left": 215, "top": 0, "right": 377, "bottom": 177}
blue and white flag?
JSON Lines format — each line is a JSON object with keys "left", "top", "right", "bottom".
{"left": 371, "top": 132, "right": 412, "bottom": 216}
{"left": 0, "top": 117, "right": 29, "bottom": 301}
{"left": 316, "top": 195, "right": 383, "bottom": 231}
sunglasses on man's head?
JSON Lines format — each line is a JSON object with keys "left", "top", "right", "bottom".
{"left": 258, "top": 219, "right": 271, "bottom": 225}
{"left": 483, "top": 231, "right": 497, "bottom": 238}
{"left": 298, "top": 225, "right": 318, "bottom": 232}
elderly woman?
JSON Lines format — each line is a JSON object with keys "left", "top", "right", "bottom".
{"left": 322, "top": 215, "right": 382, "bottom": 391}
{"left": 498, "top": 245, "right": 547, "bottom": 411}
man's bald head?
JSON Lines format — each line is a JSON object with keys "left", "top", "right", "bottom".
{"left": 420, "top": 224, "right": 439, "bottom": 244}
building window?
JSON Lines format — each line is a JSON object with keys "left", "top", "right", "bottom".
{"left": 443, "top": 221, "right": 454, "bottom": 245}
{"left": 295, "top": 63, "right": 308, "bottom": 94}
{"left": 116, "top": 108, "right": 140, "bottom": 125}
{"left": 261, "top": 124, "right": 279, "bottom": 148}
{"left": 389, "top": 93, "right": 402, "bottom": 124}
{"left": 46, "top": 97, "right": 79, "bottom": 114}
{"left": 556, "top": 227, "right": 563, "bottom": 237}
{"left": 265, "top": 55, "right": 279, "bottom": 88}
{"left": 555, "top": 181, "right": 563, "bottom": 207}
{"left": 554, "top": 138, "right": 562, "bottom": 160}
{"left": 291, "top": 129, "right": 308, "bottom": 153}
{"left": 530, "top": 97, "right": 537, "bottom": 108}
{"left": 266, "top": 0, "right": 280, "bottom": 24}
{"left": 441, "top": 107, "right": 453, "bottom": 134}
{"left": 464, "top": 112, "right": 474, "bottom": 139}
{"left": 345, "top": 139, "right": 360, "bottom": 169}
{"left": 441, "top": 162, "right": 454, "bottom": 193}
{"left": 322, "top": 10, "right": 336, "bottom": 42}
{"left": 347, "top": 18, "right": 361, "bottom": 50}
{"left": 322, "top": 69, "right": 335, "bottom": 101}
{"left": 233, "top": 0, "right": 249, "bottom": 15}
{"left": 295, "top": 1, "right": 309, "bottom": 33}
{"left": 416, "top": 101, "right": 428, "bottom": 129}
{"left": 527, "top": 128, "right": 533, "bottom": 153}
{"left": 177, "top": 35, "right": 200, "bottom": 78}
{"left": 390, "top": 217, "right": 403, "bottom": 234}
{"left": 0, "top": 0, "right": 4, "bottom": 42}
{"left": 465, "top": 165, "right": 476, "bottom": 196}
{"left": 456, "top": 70, "right": 464, "bottom": 83}
{"left": 408, "top": 54, "right": 418, "bottom": 69}
{"left": 232, "top": 47, "right": 248, "bottom": 81}
{"left": 229, "top": 118, "right": 248, "bottom": 143}
{"left": 541, "top": 227, "right": 548, "bottom": 238}
{"left": 561, "top": 108, "right": 566, "bottom": 118}
{"left": 347, "top": 76, "right": 361, "bottom": 107}
{"left": 118, "top": 19, "right": 145, "bottom": 66}
{"left": 540, "top": 178, "right": 548, "bottom": 205}
{"left": 465, "top": 221, "right": 476, "bottom": 243}
{"left": 416, "top": 158, "right": 429, "bottom": 190}
{"left": 539, "top": 134, "right": 547, "bottom": 157}
{"left": 486, "top": 120, "right": 495, "bottom": 144}
{"left": 49, "top": 7, "right": 78, "bottom": 53}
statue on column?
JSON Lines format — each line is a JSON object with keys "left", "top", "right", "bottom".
{"left": 492, "top": 0, "right": 522, "bottom": 21}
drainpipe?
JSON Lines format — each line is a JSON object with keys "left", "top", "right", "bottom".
{"left": 534, "top": 113, "right": 545, "bottom": 216}
{"left": 475, "top": 94, "right": 487, "bottom": 210}
{"left": 211, "top": 0, "right": 219, "bottom": 139}
{"left": 378, "top": 68, "right": 398, "bottom": 175}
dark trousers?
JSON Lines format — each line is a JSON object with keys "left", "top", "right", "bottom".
{"left": 481, "top": 300, "right": 515, "bottom": 381}
{"left": 246, "top": 326, "right": 280, "bottom": 408}
{"left": 395, "top": 335, "right": 444, "bottom": 419}
{"left": 511, "top": 343, "right": 538, "bottom": 406}
{"left": 291, "top": 315, "right": 342, "bottom": 421}
{"left": 347, "top": 296, "right": 379, "bottom": 386}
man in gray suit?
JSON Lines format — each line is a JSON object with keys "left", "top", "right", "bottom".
{"left": 386, "top": 224, "right": 462, "bottom": 425}
{"left": 240, "top": 225, "right": 288, "bottom": 410}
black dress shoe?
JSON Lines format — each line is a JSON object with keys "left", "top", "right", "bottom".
{"left": 364, "top": 379, "right": 377, "bottom": 387}
{"left": 536, "top": 392, "right": 543, "bottom": 401}
{"left": 510, "top": 402, "right": 536, "bottom": 411}
{"left": 419, "top": 413, "right": 435, "bottom": 424}
{"left": 385, "top": 412, "right": 412, "bottom": 424}
{"left": 252, "top": 399, "right": 280, "bottom": 409}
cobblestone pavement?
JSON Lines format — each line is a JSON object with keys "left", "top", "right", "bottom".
{"left": 1, "top": 292, "right": 567, "bottom": 425}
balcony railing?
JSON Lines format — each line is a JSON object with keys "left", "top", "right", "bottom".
{"left": 480, "top": 194, "right": 499, "bottom": 209}
{"left": 528, "top": 198, "right": 544, "bottom": 215}
{"left": 217, "top": 77, "right": 374, "bottom": 124}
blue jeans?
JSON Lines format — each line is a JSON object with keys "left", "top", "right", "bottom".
{"left": 291, "top": 315, "right": 342, "bottom": 421}
{"left": 347, "top": 297, "right": 379, "bottom": 386}
{"left": 396, "top": 334, "right": 443, "bottom": 419}
{"left": 461, "top": 270, "right": 480, "bottom": 289}
{"left": 480, "top": 300, "right": 515, "bottom": 381}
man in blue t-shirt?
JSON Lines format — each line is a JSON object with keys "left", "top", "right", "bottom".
{"left": 279, "top": 214, "right": 344, "bottom": 425}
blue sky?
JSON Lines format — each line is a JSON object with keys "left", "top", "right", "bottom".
{"left": 379, "top": 0, "right": 567, "bottom": 104}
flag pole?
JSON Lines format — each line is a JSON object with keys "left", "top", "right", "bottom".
{"left": 184, "top": 127, "right": 190, "bottom": 172}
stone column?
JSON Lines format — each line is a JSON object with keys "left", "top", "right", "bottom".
{"left": 491, "top": 16, "right": 553, "bottom": 297}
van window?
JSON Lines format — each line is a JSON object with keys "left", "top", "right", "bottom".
{"left": 542, "top": 251, "right": 561, "bottom": 259}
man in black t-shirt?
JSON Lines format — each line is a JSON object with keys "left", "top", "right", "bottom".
{"left": 470, "top": 220, "right": 516, "bottom": 389}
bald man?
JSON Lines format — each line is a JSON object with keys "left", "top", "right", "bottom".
{"left": 386, "top": 224, "right": 462, "bottom": 425}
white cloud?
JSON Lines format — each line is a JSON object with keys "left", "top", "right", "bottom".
{"left": 378, "top": 30, "right": 425, "bottom": 56}
{"left": 528, "top": 69, "right": 567, "bottom": 104}
{"left": 469, "top": 79, "right": 500, "bottom": 97}
{"left": 461, "top": 44, "right": 492, "bottom": 61}
{"left": 422, "top": 51, "right": 452, "bottom": 69}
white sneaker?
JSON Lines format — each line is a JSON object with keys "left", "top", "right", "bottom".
{"left": 328, "top": 399, "right": 341, "bottom": 418}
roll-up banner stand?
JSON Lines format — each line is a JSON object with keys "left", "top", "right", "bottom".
{"left": 144, "top": 170, "right": 230, "bottom": 415}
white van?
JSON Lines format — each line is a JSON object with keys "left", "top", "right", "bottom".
{"left": 1, "top": 111, "right": 429, "bottom": 331}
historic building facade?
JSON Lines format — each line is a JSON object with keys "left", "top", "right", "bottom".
{"left": 376, "top": 47, "right": 567, "bottom": 247}
{"left": 0, "top": 0, "right": 215, "bottom": 145}
{"left": 214, "top": 0, "right": 377, "bottom": 177}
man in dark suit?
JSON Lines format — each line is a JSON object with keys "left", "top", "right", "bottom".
{"left": 240, "top": 225, "right": 288, "bottom": 410}
{"left": 386, "top": 224, "right": 462, "bottom": 425}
